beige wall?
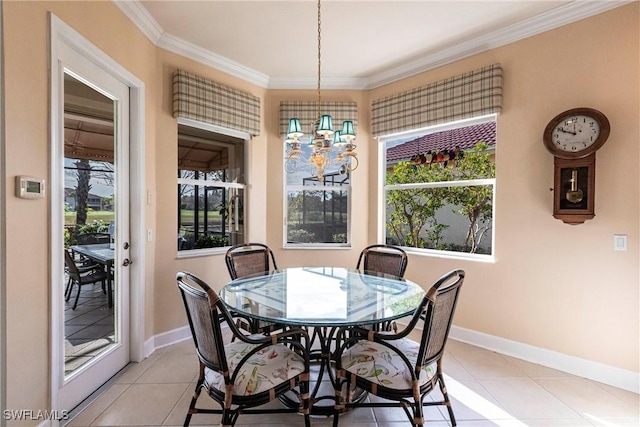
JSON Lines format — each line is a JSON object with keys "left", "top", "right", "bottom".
{"left": 368, "top": 4, "right": 639, "bottom": 372}
{"left": 2, "top": 0, "right": 638, "bottom": 417}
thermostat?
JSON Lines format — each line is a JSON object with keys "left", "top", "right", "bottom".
{"left": 16, "top": 176, "right": 45, "bottom": 199}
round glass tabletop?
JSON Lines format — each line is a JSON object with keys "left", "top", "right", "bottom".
{"left": 220, "top": 267, "right": 425, "bottom": 327}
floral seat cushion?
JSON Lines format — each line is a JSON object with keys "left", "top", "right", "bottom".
{"left": 204, "top": 341, "right": 305, "bottom": 396}
{"left": 341, "top": 338, "right": 436, "bottom": 390}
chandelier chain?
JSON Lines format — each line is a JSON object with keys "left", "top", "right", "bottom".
{"left": 316, "top": 0, "right": 322, "bottom": 120}
{"left": 283, "top": 0, "right": 359, "bottom": 181}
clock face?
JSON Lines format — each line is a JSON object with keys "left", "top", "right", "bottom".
{"left": 551, "top": 114, "right": 600, "bottom": 153}
{"left": 543, "top": 108, "right": 610, "bottom": 159}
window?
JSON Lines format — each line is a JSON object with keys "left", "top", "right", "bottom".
{"left": 381, "top": 116, "right": 496, "bottom": 258}
{"left": 284, "top": 143, "right": 350, "bottom": 247}
{"left": 178, "top": 123, "right": 246, "bottom": 252}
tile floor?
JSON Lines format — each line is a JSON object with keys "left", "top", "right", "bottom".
{"left": 65, "top": 329, "right": 639, "bottom": 427}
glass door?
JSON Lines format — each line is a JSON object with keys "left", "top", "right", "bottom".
{"left": 55, "top": 45, "right": 130, "bottom": 411}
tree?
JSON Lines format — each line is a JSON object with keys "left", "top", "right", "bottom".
{"left": 75, "top": 159, "right": 92, "bottom": 225}
{"left": 385, "top": 161, "right": 452, "bottom": 247}
{"left": 446, "top": 143, "right": 495, "bottom": 253}
{"left": 385, "top": 142, "right": 495, "bottom": 253}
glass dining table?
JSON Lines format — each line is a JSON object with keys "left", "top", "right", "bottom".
{"left": 220, "top": 266, "right": 425, "bottom": 415}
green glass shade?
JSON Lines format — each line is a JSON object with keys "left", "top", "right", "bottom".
{"left": 317, "top": 115, "right": 334, "bottom": 136}
{"left": 287, "top": 118, "right": 304, "bottom": 139}
{"left": 341, "top": 120, "right": 356, "bottom": 141}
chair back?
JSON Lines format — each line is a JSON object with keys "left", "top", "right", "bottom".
{"left": 225, "top": 243, "right": 278, "bottom": 280}
{"left": 356, "top": 244, "right": 408, "bottom": 278}
{"left": 416, "top": 269, "right": 464, "bottom": 367}
{"left": 76, "top": 232, "right": 111, "bottom": 245}
{"left": 176, "top": 272, "right": 228, "bottom": 372}
{"left": 64, "top": 249, "right": 81, "bottom": 280}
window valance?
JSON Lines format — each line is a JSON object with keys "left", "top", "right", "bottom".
{"left": 279, "top": 101, "right": 358, "bottom": 136}
{"left": 371, "top": 64, "right": 502, "bottom": 137}
{"left": 173, "top": 69, "right": 261, "bottom": 136}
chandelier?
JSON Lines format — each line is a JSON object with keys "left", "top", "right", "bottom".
{"left": 284, "top": 0, "right": 358, "bottom": 182}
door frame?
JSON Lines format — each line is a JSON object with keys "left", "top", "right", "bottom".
{"left": 0, "top": 2, "right": 6, "bottom": 418}
{"left": 49, "top": 14, "right": 146, "bottom": 411}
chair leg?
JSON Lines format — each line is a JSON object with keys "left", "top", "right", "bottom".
{"left": 333, "top": 369, "right": 346, "bottom": 427}
{"left": 107, "top": 278, "right": 113, "bottom": 308}
{"left": 72, "top": 283, "right": 82, "bottom": 310}
{"left": 221, "top": 407, "right": 238, "bottom": 427}
{"left": 438, "top": 371, "right": 457, "bottom": 426}
{"left": 300, "top": 373, "right": 311, "bottom": 427}
{"left": 183, "top": 376, "right": 204, "bottom": 427}
{"left": 65, "top": 278, "right": 73, "bottom": 301}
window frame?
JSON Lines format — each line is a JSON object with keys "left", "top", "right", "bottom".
{"left": 177, "top": 117, "right": 250, "bottom": 258}
{"left": 283, "top": 146, "right": 352, "bottom": 249}
{"left": 377, "top": 114, "right": 497, "bottom": 261}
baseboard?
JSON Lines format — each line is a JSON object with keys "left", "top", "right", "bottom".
{"left": 142, "top": 322, "right": 638, "bottom": 394}
{"left": 143, "top": 325, "right": 192, "bottom": 357}
{"left": 143, "top": 323, "right": 231, "bottom": 358}
{"left": 449, "top": 325, "right": 640, "bottom": 394}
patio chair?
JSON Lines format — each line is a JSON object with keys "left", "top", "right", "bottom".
{"left": 75, "top": 232, "right": 112, "bottom": 267}
{"left": 225, "top": 243, "right": 283, "bottom": 335}
{"left": 176, "top": 271, "right": 311, "bottom": 427}
{"left": 333, "top": 269, "right": 465, "bottom": 427}
{"left": 76, "top": 232, "right": 111, "bottom": 245}
{"left": 64, "top": 249, "right": 108, "bottom": 310}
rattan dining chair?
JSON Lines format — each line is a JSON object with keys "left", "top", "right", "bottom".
{"left": 225, "top": 243, "right": 282, "bottom": 335}
{"left": 356, "top": 244, "right": 408, "bottom": 278}
{"left": 225, "top": 242, "right": 278, "bottom": 280}
{"left": 64, "top": 249, "right": 108, "bottom": 310}
{"left": 333, "top": 269, "right": 465, "bottom": 427}
{"left": 357, "top": 244, "right": 408, "bottom": 331}
{"left": 176, "top": 271, "right": 311, "bottom": 427}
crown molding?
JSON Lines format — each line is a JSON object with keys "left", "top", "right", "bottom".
{"left": 366, "top": 0, "right": 633, "bottom": 89}
{"left": 157, "top": 33, "right": 270, "bottom": 88}
{"left": 268, "top": 76, "right": 370, "bottom": 91}
{"left": 115, "top": 0, "right": 632, "bottom": 90}
{"left": 114, "top": 0, "right": 163, "bottom": 44}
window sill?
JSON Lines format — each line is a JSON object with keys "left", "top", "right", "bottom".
{"left": 404, "top": 247, "right": 495, "bottom": 263}
{"left": 283, "top": 244, "right": 352, "bottom": 250}
{"left": 177, "top": 247, "right": 227, "bottom": 259}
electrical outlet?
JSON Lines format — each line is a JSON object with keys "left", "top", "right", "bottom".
{"left": 614, "top": 234, "right": 627, "bottom": 251}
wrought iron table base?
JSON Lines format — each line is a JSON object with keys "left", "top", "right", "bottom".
{"left": 279, "top": 326, "right": 367, "bottom": 416}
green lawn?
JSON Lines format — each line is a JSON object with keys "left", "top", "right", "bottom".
{"left": 179, "top": 209, "right": 224, "bottom": 227}
{"left": 65, "top": 211, "right": 114, "bottom": 225}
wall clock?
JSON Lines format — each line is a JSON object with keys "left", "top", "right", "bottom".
{"left": 543, "top": 108, "right": 610, "bottom": 224}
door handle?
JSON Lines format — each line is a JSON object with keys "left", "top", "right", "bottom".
{"left": 122, "top": 258, "right": 132, "bottom": 266}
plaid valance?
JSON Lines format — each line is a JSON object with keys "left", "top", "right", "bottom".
{"left": 173, "top": 69, "right": 261, "bottom": 136}
{"left": 371, "top": 64, "right": 502, "bottom": 137}
{"left": 279, "top": 101, "right": 358, "bottom": 136}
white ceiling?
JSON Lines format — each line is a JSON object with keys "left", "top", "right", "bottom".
{"left": 117, "top": 0, "right": 629, "bottom": 89}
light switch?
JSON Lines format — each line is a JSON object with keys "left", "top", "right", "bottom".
{"left": 147, "top": 229, "right": 153, "bottom": 242}
{"left": 614, "top": 234, "right": 627, "bottom": 251}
